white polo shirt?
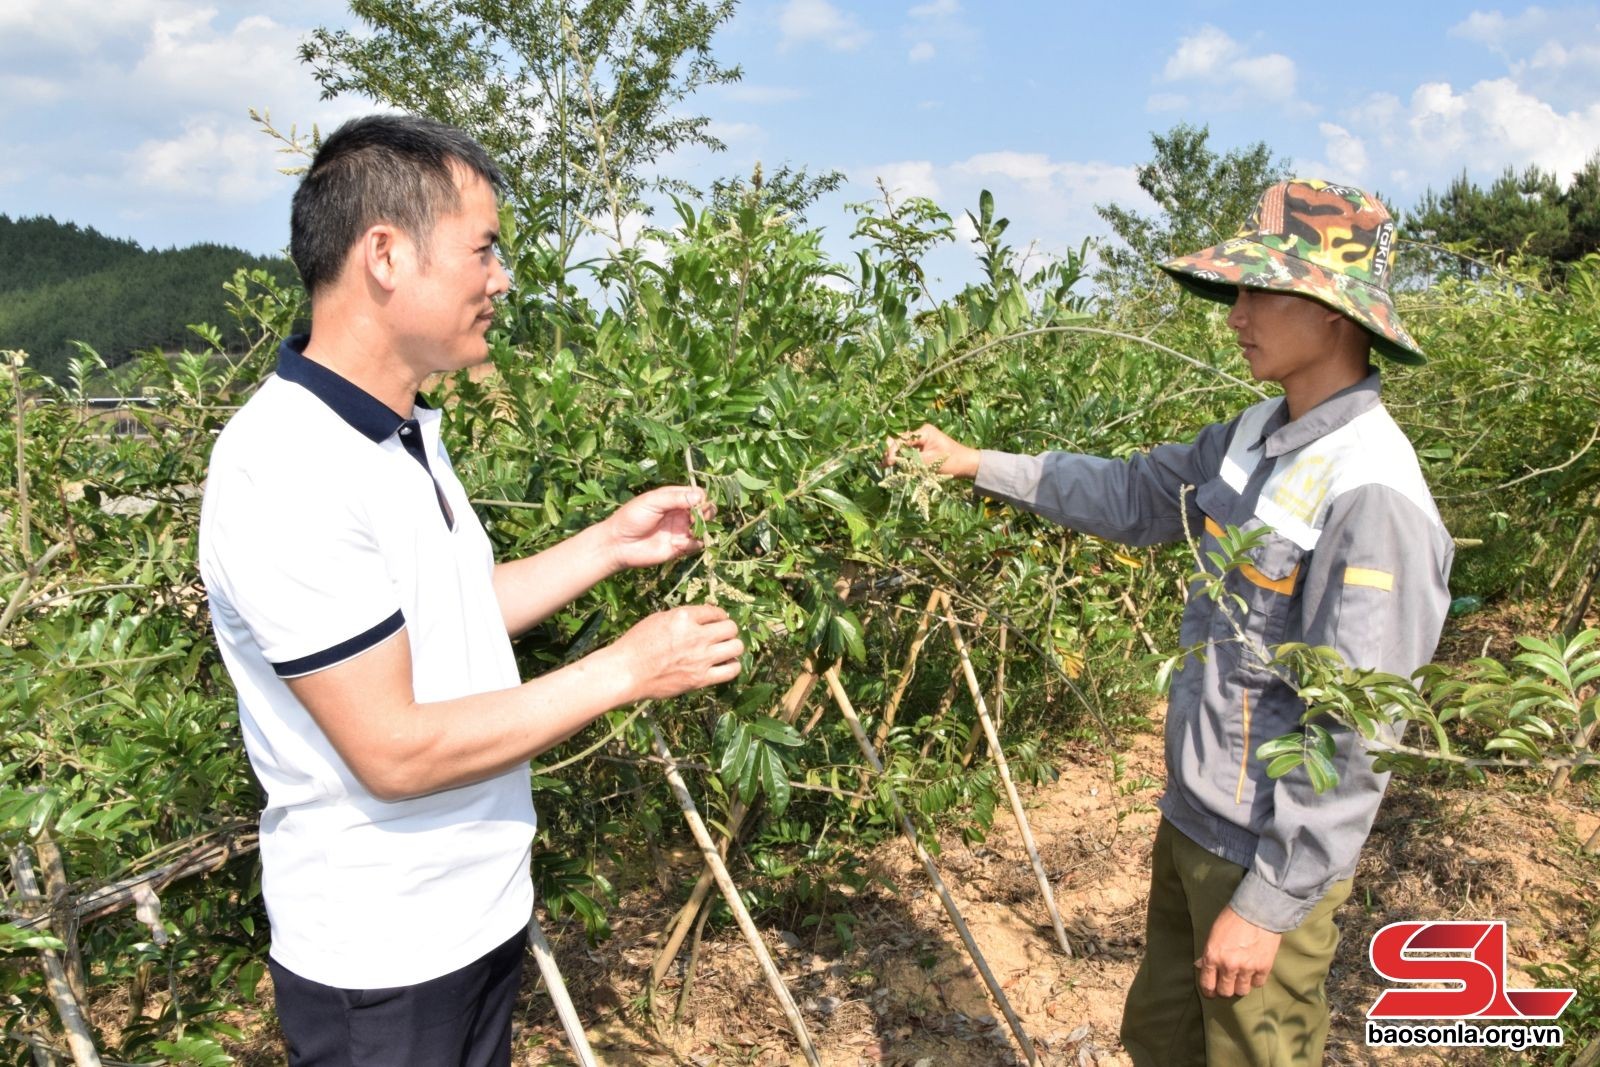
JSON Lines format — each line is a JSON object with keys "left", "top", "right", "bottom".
{"left": 199, "top": 336, "right": 535, "bottom": 989}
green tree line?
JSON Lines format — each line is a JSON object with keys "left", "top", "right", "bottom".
{"left": 0, "top": 215, "right": 297, "bottom": 383}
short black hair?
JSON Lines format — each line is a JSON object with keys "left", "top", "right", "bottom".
{"left": 290, "top": 114, "right": 506, "bottom": 298}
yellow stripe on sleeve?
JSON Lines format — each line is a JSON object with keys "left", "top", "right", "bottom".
{"left": 1345, "top": 566, "right": 1395, "bottom": 592}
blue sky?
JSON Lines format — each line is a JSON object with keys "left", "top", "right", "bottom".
{"left": 3, "top": 1, "right": 1599, "bottom": 290}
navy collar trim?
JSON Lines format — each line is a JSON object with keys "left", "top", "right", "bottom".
{"left": 276, "top": 335, "right": 431, "bottom": 442}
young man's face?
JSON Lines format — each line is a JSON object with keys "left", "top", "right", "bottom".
{"left": 1226, "top": 288, "right": 1344, "bottom": 387}
{"left": 393, "top": 167, "right": 510, "bottom": 375}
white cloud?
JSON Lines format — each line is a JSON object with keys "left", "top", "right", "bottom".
{"left": 130, "top": 119, "right": 284, "bottom": 203}
{"left": 0, "top": 0, "right": 369, "bottom": 248}
{"left": 909, "top": 40, "right": 936, "bottom": 62}
{"left": 0, "top": 74, "right": 66, "bottom": 107}
{"left": 778, "top": 0, "right": 870, "bottom": 52}
{"left": 1316, "top": 122, "right": 1369, "bottom": 181}
{"left": 1145, "top": 92, "right": 1188, "bottom": 113}
{"left": 705, "top": 120, "right": 764, "bottom": 144}
{"left": 719, "top": 84, "right": 806, "bottom": 104}
{"left": 130, "top": 10, "right": 305, "bottom": 107}
{"left": 909, "top": 0, "right": 959, "bottom": 17}
{"left": 0, "top": 0, "right": 188, "bottom": 54}
{"left": 1162, "top": 25, "right": 1238, "bottom": 80}
{"left": 1447, "top": 7, "right": 1600, "bottom": 109}
{"left": 1449, "top": 7, "right": 1600, "bottom": 55}
{"left": 1156, "top": 25, "right": 1298, "bottom": 109}
{"left": 864, "top": 160, "right": 942, "bottom": 201}
{"left": 954, "top": 151, "right": 1061, "bottom": 190}
{"left": 1353, "top": 77, "right": 1600, "bottom": 188}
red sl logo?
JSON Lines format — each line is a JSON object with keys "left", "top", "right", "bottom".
{"left": 1368, "top": 921, "right": 1576, "bottom": 1020}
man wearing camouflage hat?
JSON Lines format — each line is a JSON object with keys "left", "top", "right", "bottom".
{"left": 887, "top": 178, "right": 1453, "bottom": 1065}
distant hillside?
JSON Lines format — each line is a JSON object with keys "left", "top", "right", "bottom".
{"left": 0, "top": 215, "right": 299, "bottom": 382}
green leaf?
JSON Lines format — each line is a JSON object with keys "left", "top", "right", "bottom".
{"left": 0, "top": 922, "right": 66, "bottom": 954}
{"left": 832, "top": 612, "right": 867, "bottom": 663}
{"left": 812, "top": 488, "right": 871, "bottom": 545}
{"left": 1303, "top": 750, "right": 1339, "bottom": 794}
{"left": 746, "top": 715, "right": 803, "bottom": 747}
{"left": 1264, "top": 753, "right": 1303, "bottom": 779}
{"left": 760, "top": 749, "right": 791, "bottom": 816}
{"left": 718, "top": 725, "right": 752, "bottom": 785}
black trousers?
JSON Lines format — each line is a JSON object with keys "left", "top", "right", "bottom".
{"left": 268, "top": 929, "right": 525, "bottom": 1067}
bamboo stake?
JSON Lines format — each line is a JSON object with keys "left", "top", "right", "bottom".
{"left": 1120, "top": 590, "right": 1160, "bottom": 656}
{"left": 10, "top": 830, "right": 257, "bottom": 932}
{"left": 649, "top": 666, "right": 821, "bottom": 995}
{"left": 1550, "top": 716, "right": 1599, "bottom": 792}
{"left": 1549, "top": 488, "right": 1600, "bottom": 594}
{"left": 919, "top": 666, "right": 967, "bottom": 760}
{"left": 993, "top": 624, "right": 1008, "bottom": 732}
{"left": 646, "top": 719, "right": 821, "bottom": 1067}
{"left": 33, "top": 833, "right": 87, "bottom": 1008}
{"left": 525, "top": 910, "right": 599, "bottom": 1067}
{"left": 9, "top": 848, "right": 102, "bottom": 1067}
{"left": 672, "top": 898, "right": 716, "bottom": 1024}
{"left": 875, "top": 588, "right": 946, "bottom": 751}
{"left": 823, "top": 669, "right": 1038, "bottom": 1066}
{"left": 853, "top": 589, "right": 946, "bottom": 809}
{"left": 944, "top": 611, "right": 1074, "bottom": 959}
{"left": 919, "top": 609, "right": 989, "bottom": 760}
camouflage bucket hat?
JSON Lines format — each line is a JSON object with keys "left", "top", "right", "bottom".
{"left": 1158, "top": 178, "right": 1425, "bottom": 364}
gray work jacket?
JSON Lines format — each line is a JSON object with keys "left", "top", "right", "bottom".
{"left": 975, "top": 373, "right": 1453, "bottom": 932}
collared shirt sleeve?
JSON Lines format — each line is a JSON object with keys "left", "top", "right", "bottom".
{"left": 1231, "top": 484, "right": 1453, "bottom": 931}
{"left": 973, "top": 419, "right": 1235, "bottom": 546}
{"left": 202, "top": 460, "right": 405, "bottom": 679}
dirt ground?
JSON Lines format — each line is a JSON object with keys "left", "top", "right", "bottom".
{"left": 220, "top": 698, "right": 1598, "bottom": 1067}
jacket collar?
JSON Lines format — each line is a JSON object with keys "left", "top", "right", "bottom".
{"left": 1255, "top": 371, "right": 1384, "bottom": 459}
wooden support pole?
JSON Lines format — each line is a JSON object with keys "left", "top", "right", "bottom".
{"left": 526, "top": 910, "right": 599, "bottom": 1067}
{"left": 919, "top": 608, "right": 989, "bottom": 761}
{"left": 647, "top": 719, "right": 822, "bottom": 1067}
{"left": 649, "top": 666, "right": 821, "bottom": 996}
{"left": 1120, "top": 590, "right": 1160, "bottom": 656}
{"left": 1550, "top": 715, "right": 1599, "bottom": 793}
{"left": 993, "top": 624, "right": 1008, "bottom": 732}
{"left": 8, "top": 848, "right": 102, "bottom": 1067}
{"left": 33, "top": 833, "right": 86, "bottom": 1008}
{"left": 9, "top": 830, "right": 259, "bottom": 933}
{"left": 943, "top": 611, "right": 1074, "bottom": 958}
{"left": 823, "top": 669, "right": 1038, "bottom": 1066}
{"left": 875, "top": 588, "right": 946, "bottom": 752}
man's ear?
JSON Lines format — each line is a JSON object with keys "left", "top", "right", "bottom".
{"left": 361, "top": 224, "right": 406, "bottom": 293}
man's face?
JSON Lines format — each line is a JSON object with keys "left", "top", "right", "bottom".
{"left": 393, "top": 167, "right": 510, "bottom": 375}
{"left": 1226, "top": 288, "right": 1342, "bottom": 387}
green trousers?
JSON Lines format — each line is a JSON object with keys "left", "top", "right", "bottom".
{"left": 1120, "top": 818, "right": 1353, "bottom": 1067}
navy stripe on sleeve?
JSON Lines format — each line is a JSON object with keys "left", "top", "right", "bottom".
{"left": 272, "top": 610, "right": 406, "bottom": 679}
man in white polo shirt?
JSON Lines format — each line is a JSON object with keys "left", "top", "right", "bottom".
{"left": 199, "top": 114, "right": 744, "bottom": 1066}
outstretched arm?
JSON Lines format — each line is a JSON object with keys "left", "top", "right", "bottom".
{"left": 886, "top": 419, "right": 1238, "bottom": 546}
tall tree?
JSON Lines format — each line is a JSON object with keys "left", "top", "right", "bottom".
{"left": 1094, "top": 123, "right": 1290, "bottom": 307}
{"left": 1558, "top": 153, "right": 1600, "bottom": 263}
{"left": 1404, "top": 155, "right": 1600, "bottom": 280}
{"left": 301, "top": 0, "right": 741, "bottom": 267}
